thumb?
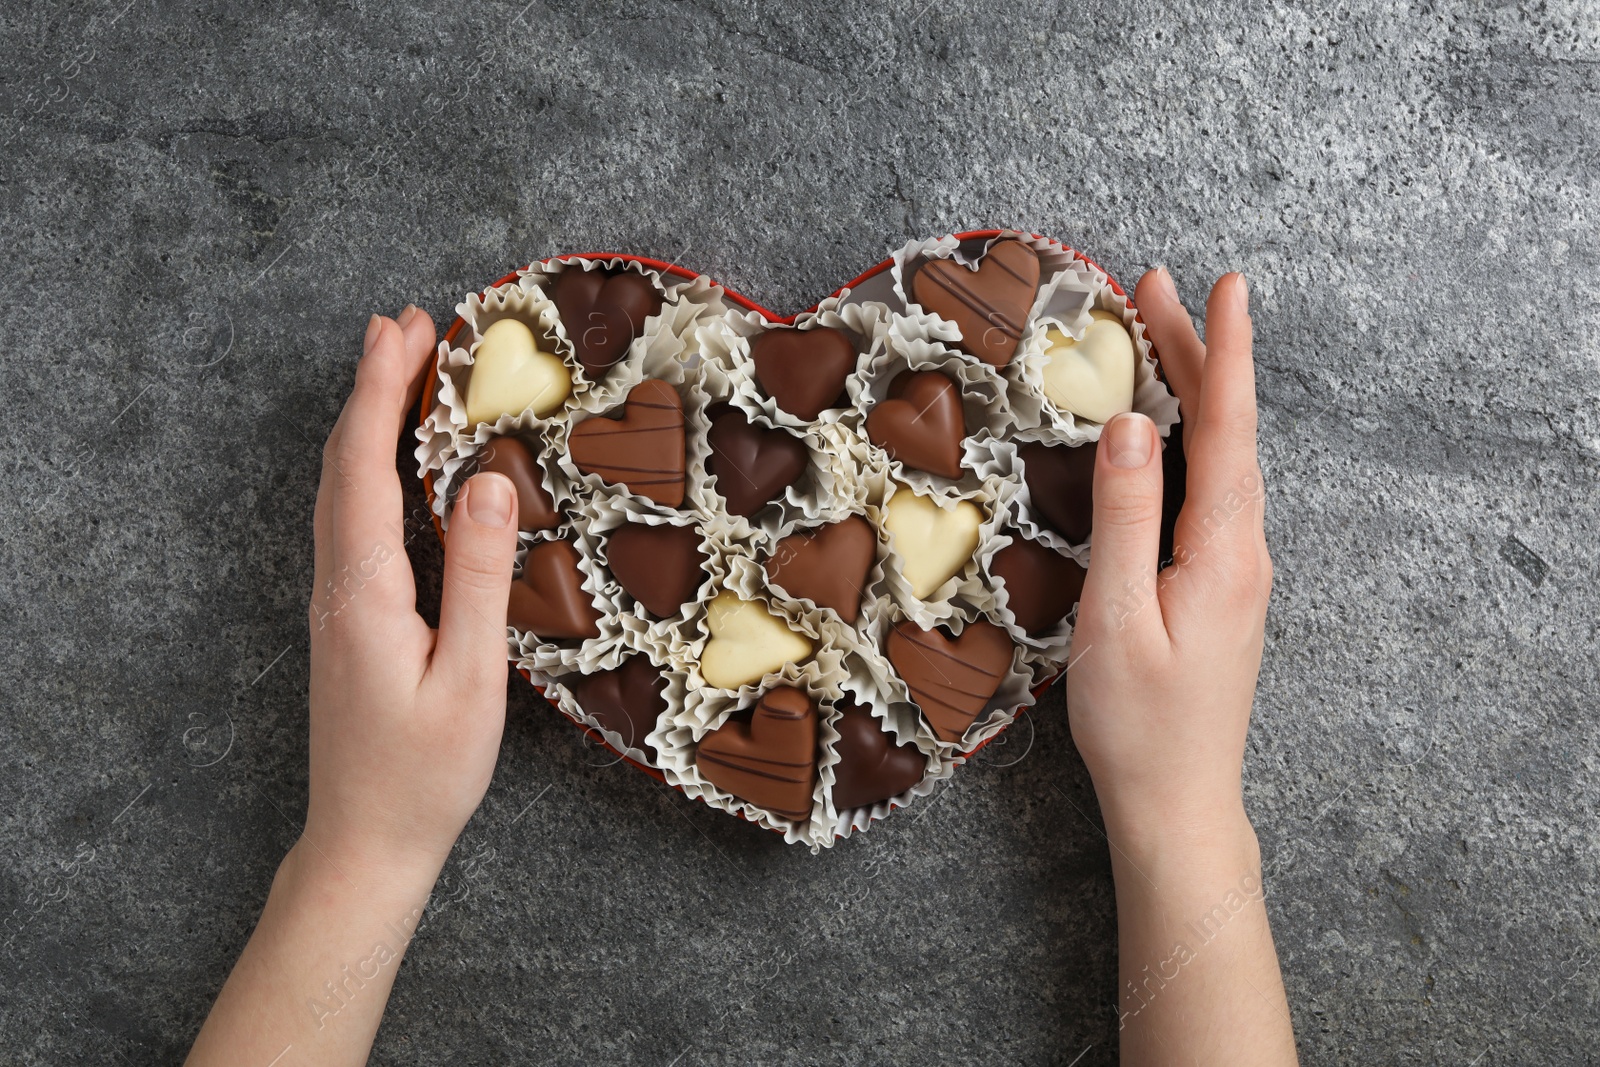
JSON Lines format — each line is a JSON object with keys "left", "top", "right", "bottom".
{"left": 1082, "top": 412, "right": 1166, "bottom": 635}
{"left": 433, "top": 472, "right": 520, "bottom": 689}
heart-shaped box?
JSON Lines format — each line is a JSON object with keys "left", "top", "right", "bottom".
{"left": 419, "top": 230, "right": 1184, "bottom": 844}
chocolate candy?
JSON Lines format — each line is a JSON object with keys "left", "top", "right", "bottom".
{"left": 552, "top": 267, "right": 663, "bottom": 381}
{"left": 1020, "top": 440, "right": 1095, "bottom": 544}
{"left": 865, "top": 370, "right": 965, "bottom": 479}
{"left": 829, "top": 697, "right": 927, "bottom": 810}
{"left": 1040, "top": 311, "right": 1135, "bottom": 424}
{"left": 606, "top": 522, "right": 706, "bottom": 618}
{"left": 570, "top": 656, "right": 667, "bottom": 755}
{"left": 750, "top": 326, "right": 856, "bottom": 420}
{"left": 568, "top": 379, "right": 686, "bottom": 507}
{"left": 473, "top": 436, "right": 559, "bottom": 532}
{"left": 886, "top": 620, "right": 1014, "bottom": 744}
{"left": 705, "top": 406, "right": 808, "bottom": 518}
{"left": 764, "top": 516, "right": 875, "bottom": 625}
{"left": 465, "top": 318, "right": 572, "bottom": 426}
{"left": 697, "top": 685, "right": 818, "bottom": 821}
{"left": 506, "top": 539, "right": 602, "bottom": 640}
{"left": 911, "top": 239, "right": 1040, "bottom": 368}
{"left": 700, "top": 593, "right": 813, "bottom": 690}
{"left": 881, "top": 489, "right": 983, "bottom": 599}
{"left": 990, "top": 535, "right": 1086, "bottom": 634}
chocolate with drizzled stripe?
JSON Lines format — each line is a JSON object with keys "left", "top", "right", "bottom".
{"left": 886, "top": 620, "right": 1015, "bottom": 744}
{"left": 911, "top": 238, "right": 1041, "bottom": 369}
{"left": 567, "top": 378, "right": 686, "bottom": 507}
{"left": 696, "top": 686, "right": 819, "bottom": 822}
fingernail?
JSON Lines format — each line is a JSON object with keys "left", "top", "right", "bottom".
{"left": 1105, "top": 413, "right": 1152, "bottom": 469}
{"left": 363, "top": 314, "right": 382, "bottom": 353}
{"left": 397, "top": 304, "right": 418, "bottom": 327}
{"left": 1233, "top": 273, "right": 1250, "bottom": 314}
{"left": 1153, "top": 265, "right": 1176, "bottom": 294}
{"left": 467, "top": 473, "right": 513, "bottom": 527}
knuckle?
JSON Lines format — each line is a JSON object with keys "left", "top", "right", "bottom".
{"left": 324, "top": 433, "right": 360, "bottom": 484}
{"left": 1213, "top": 405, "right": 1259, "bottom": 444}
{"left": 1221, "top": 562, "right": 1268, "bottom": 612}
{"left": 353, "top": 347, "right": 408, "bottom": 403}
{"left": 1094, "top": 488, "right": 1160, "bottom": 532}
{"left": 308, "top": 595, "right": 353, "bottom": 643}
{"left": 320, "top": 428, "right": 344, "bottom": 474}
{"left": 447, "top": 539, "right": 514, "bottom": 590}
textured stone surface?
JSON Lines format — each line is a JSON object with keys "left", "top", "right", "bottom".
{"left": 2, "top": 1, "right": 1597, "bottom": 1063}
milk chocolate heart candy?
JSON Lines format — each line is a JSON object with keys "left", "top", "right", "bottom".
{"left": 568, "top": 379, "right": 685, "bottom": 507}
{"left": 570, "top": 655, "right": 667, "bottom": 755}
{"left": 829, "top": 697, "right": 928, "bottom": 811}
{"left": 697, "top": 685, "right": 818, "bottom": 821}
{"left": 750, "top": 326, "right": 856, "bottom": 420}
{"left": 764, "top": 515, "right": 875, "bottom": 625}
{"left": 886, "top": 620, "right": 1015, "bottom": 744}
{"left": 465, "top": 318, "right": 573, "bottom": 425}
{"left": 1020, "top": 440, "right": 1095, "bottom": 545}
{"left": 552, "top": 266, "right": 663, "bottom": 381}
{"left": 865, "top": 370, "right": 965, "bottom": 479}
{"left": 990, "top": 534, "right": 1086, "bottom": 634}
{"left": 473, "top": 436, "right": 559, "bottom": 532}
{"left": 881, "top": 488, "right": 984, "bottom": 599}
{"left": 506, "top": 539, "right": 602, "bottom": 640}
{"left": 606, "top": 522, "right": 706, "bottom": 618}
{"left": 700, "top": 592, "right": 814, "bottom": 690}
{"left": 1040, "top": 310, "right": 1136, "bottom": 424}
{"left": 911, "top": 238, "right": 1041, "bottom": 368}
{"left": 705, "top": 406, "right": 808, "bottom": 518}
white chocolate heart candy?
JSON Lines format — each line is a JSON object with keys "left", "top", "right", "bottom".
{"left": 701, "top": 593, "right": 814, "bottom": 690}
{"left": 882, "top": 488, "right": 983, "bottom": 600}
{"left": 1040, "top": 309, "right": 1135, "bottom": 424}
{"left": 465, "top": 318, "right": 572, "bottom": 426}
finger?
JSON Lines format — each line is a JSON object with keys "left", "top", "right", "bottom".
{"left": 1134, "top": 267, "right": 1206, "bottom": 451}
{"left": 327, "top": 311, "right": 435, "bottom": 604}
{"left": 431, "top": 473, "right": 520, "bottom": 692}
{"left": 1173, "top": 274, "right": 1264, "bottom": 570}
{"left": 311, "top": 315, "right": 379, "bottom": 604}
{"left": 396, "top": 304, "right": 438, "bottom": 418}
{"left": 1080, "top": 412, "right": 1168, "bottom": 641}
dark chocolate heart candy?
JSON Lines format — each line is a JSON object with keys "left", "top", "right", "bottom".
{"left": 886, "top": 620, "right": 1015, "bottom": 744}
{"left": 705, "top": 406, "right": 808, "bottom": 518}
{"left": 607, "top": 522, "right": 706, "bottom": 618}
{"left": 570, "top": 655, "right": 667, "bottom": 755}
{"left": 507, "top": 539, "right": 602, "bottom": 640}
{"left": 750, "top": 326, "right": 857, "bottom": 421}
{"left": 697, "top": 685, "right": 818, "bottom": 821}
{"left": 474, "top": 435, "right": 560, "bottom": 532}
{"left": 1020, "top": 440, "right": 1095, "bottom": 544}
{"left": 552, "top": 267, "right": 664, "bottom": 380}
{"left": 990, "top": 534, "right": 1086, "bottom": 634}
{"left": 865, "top": 370, "right": 965, "bottom": 479}
{"left": 764, "top": 515, "right": 875, "bottom": 625}
{"left": 829, "top": 697, "right": 927, "bottom": 811}
{"left": 568, "top": 379, "right": 686, "bottom": 507}
{"left": 911, "top": 238, "right": 1040, "bottom": 368}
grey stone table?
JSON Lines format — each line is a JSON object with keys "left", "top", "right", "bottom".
{"left": 3, "top": 1, "right": 1596, "bottom": 1063}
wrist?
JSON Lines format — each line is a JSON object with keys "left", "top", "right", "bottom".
{"left": 1096, "top": 786, "right": 1258, "bottom": 872}
{"left": 283, "top": 830, "right": 445, "bottom": 911}
{"left": 299, "top": 802, "right": 463, "bottom": 893}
